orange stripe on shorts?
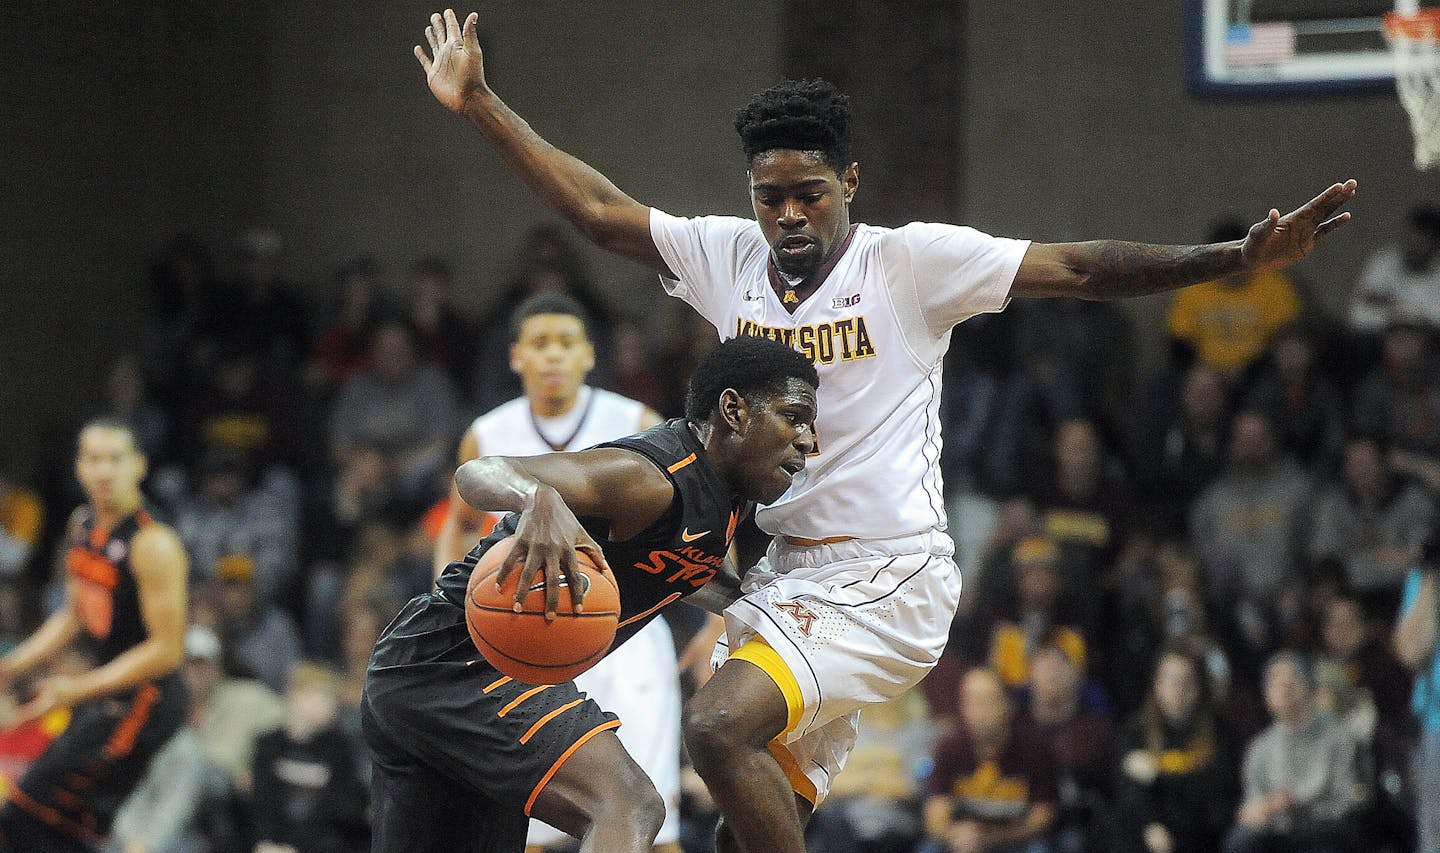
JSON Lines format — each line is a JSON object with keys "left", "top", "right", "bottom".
{"left": 523, "top": 719, "right": 622, "bottom": 815}
{"left": 519, "top": 698, "right": 585, "bottom": 745}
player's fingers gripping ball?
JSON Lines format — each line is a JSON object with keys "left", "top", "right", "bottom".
{"left": 466, "top": 535, "right": 621, "bottom": 684}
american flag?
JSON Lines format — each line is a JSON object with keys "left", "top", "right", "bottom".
{"left": 1225, "top": 22, "right": 1297, "bottom": 66}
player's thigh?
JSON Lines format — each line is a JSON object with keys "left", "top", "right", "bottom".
{"left": 529, "top": 727, "right": 661, "bottom": 839}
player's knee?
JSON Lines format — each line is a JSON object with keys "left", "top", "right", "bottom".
{"left": 683, "top": 700, "right": 749, "bottom": 769}
{"left": 592, "top": 779, "right": 664, "bottom": 839}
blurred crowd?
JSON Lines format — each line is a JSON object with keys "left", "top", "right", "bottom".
{"left": 0, "top": 204, "right": 1439, "bottom": 852}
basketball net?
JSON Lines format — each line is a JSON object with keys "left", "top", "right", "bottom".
{"left": 1387, "top": 9, "right": 1440, "bottom": 170}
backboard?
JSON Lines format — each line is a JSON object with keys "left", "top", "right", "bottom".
{"left": 1185, "top": 0, "right": 1428, "bottom": 94}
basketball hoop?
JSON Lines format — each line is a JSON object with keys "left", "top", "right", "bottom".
{"left": 1386, "top": 8, "right": 1440, "bottom": 169}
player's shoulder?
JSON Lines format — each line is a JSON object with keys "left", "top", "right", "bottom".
{"left": 591, "top": 387, "right": 649, "bottom": 416}
{"left": 474, "top": 397, "right": 529, "bottom": 430}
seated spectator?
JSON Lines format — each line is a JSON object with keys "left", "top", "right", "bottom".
{"left": 307, "top": 256, "right": 386, "bottom": 393}
{"left": 1027, "top": 642, "right": 1115, "bottom": 852}
{"left": 1189, "top": 411, "right": 1312, "bottom": 650}
{"left": 404, "top": 257, "right": 474, "bottom": 391}
{"left": 209, "top": 227, "right": 311, "bottom": 373}
{"left": 181, "top": 624, "right": 286, "bottom": 798}
{"left": 175, "top": 444, "right": 300, "bottom": 604}
{"left": 1243, "top": 322, "right": 1345, "bottom": 472}
{"left": 1223, "top": 651, "right": 1365, "bottom": 853}
{"left": 1166, "top": 218, "right": 1302, "bottom": 384}
{"left": 1346, "top": 203, "right": 1440, "bottom": 335}
{"left": 171, "top": 337, "right": 304, "bottom": 475}
{"left": 212, "top": 556, "right": 303, "bottom": 693}
{"left": 986, "top": 536, "right": 1088, "bottom": 692}
{"left": 250, "top": 661, "right": 368, "bottom": 853}
{"left": 0, "top": 455, "right": 42, "bottom": 581}
{"left": 1352, "top": 317, "right": 1440, "bottom": 461}
{"left": 329, "top": 319, "right": 460, "bottom": 524}
{"left": 1134, "top": 364, "right": 1229, "bottom": 534}
{"left": 94, "top": 353, "right": 169, "bottom": 463}
{"left": 1027, "top": 417, "right": 1132, "bottom": 632}
{"left": 1307, "top": 435, "right": 1435, "bottom": 611}
{"left": 922, "top": 667, "right": 1057, "bottom": 853}
{"left": 1114, "top": 645, "right": 1239, "bottom": 853}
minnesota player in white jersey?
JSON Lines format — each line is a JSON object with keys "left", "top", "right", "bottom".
{"left": 432, "top": 292, "right": 684, "bottom": 853}
{"left": 414, "top": 10, "right": 1357, "bottom": 852}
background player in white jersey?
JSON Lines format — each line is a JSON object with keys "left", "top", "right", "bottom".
{"left": 431, "top": 292, "right": 685, "bottom": 852}
{"left": 414, "top": 10, "right": 1357, "bottom": 852}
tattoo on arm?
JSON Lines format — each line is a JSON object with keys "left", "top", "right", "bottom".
{"left": 1073, "top": 240, "right": 1245, "bottom": 299}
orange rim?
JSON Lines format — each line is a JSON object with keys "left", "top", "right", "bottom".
{"left": 1386, "top": 9, "right": 1440, "bottom": 40}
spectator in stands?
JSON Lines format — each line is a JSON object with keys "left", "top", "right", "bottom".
{"left": 1393, "top": 546, "right": 1440, "bottom": 853}
{"left": 1243, "top": 322, "right": 1345, "bottom": 472}
{"left": 986, "top": 536, "right": 1089, "bottom": 692}
{"left": 95, "top": 353, "right": 169, "bottom": 463}
{"left": 143, "top": 234, "right": 217, "bottom": 410}
{"left": 404, "top": 257, "right": 474, "bottom": 391}
{"left": 1223, "top": 650, "right": 1365, "bottom": 853}
{"left": 328, "top": 319, "right": 460, "bottom": 523}
{"left": 1135, "top": 364, "right": 1230, "bottom": 534}
{"left": 0, "top": 453, "right": 41, "bottom": 581}
{"left": 212, "top": 555, "right": 303, "bottom": 693}
{"left": 1189, "top": 411, "right": 1312, "bottom": 651}
{"left": 175, "top": 444, "right": 300, "bottom": 604}
{"left": 250, "top": 661, "right": 368, "bottom": 853}
{"left": 1347, "top": 203, "right": 1440, "bottom": 334}
{"left": 1027, "top": 642, "right": 1114, "bottom": 852}
{"left": 180, "top": 624, "right": 285, "bottom": 800}
{"left": 1114, "top": 645, "right": 1239, "bottom": 853}
{"left": 1353, "top": 316, "right": 1440, "bottom": 461}
{"left": 1166, "top": 218, "right": 1302, "bottom": 383}
{"left": 106, "top": 701, "right": 212, "bottom": 853}
{"left": 172, "top": 337, "right": 304, "bottom": 475}
{"left": 1027, "top": 417, "right": 1131, "bottom": 631}
{"left": 1307, "top": 435, "right": 1434, "bottom": 610}
{"left": 985, "top": 299, "right": 1133, "bottom": 493}
{"left": 212, "top": 228, "right": 311, "bottom": 372}
{"left": 923, "top": 667, "right": 1057, "bottom": 853}
{"left": 307, "top": 256, "right": 386, "bottom": 393}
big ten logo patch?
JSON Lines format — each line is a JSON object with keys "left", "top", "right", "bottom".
{"left": 775, "top": 600, "right": 818, "bottom": 637}
{"left": 633, "top": 545, "right": 724, "bottom": 587}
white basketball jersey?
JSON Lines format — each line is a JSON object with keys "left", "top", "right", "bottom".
{"left": 469, "top": 386, "right": 647, "bottom": 456}
{"left": 651, "top": 209, "right": 1027, "bottom": 540}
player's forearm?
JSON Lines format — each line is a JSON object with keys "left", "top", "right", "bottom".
{"left": 462, "top": 93, "right": 641, "bottom": 246}
{"left": 68, "top": 638, "right": 183, "bottom": 705}
{"left": 1, "top": 609, "right": 81, "bottom": 680}
{"left": 455, "top": 456, "right": 546, "bottom": 514}
{"left": 1052, "top": 239, "right": 1246, "bottom": 300}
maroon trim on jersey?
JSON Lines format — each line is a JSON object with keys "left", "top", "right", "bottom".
{"left": 766, "top": 224, "right": 859, "bottom": 314}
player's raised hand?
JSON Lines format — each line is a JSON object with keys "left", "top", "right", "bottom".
{"left": 415, "top": 9, "right": 488, "bottom": 113}
{"left": 1240, "top": 179, "right": 1358, "bottom": 272}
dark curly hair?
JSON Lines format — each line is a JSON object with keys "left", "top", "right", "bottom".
{"left": 685, "top": 336, "right": 819, "bottom": 423}
{"left": 733, "top": 79, "right": 853, "bottom": 174}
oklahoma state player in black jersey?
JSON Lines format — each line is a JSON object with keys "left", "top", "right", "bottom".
{"left": 0, "top": 419, "right": 187, "bottom": 852}
{"left": 362, "top": 337, "right": 818, "bottom": 853}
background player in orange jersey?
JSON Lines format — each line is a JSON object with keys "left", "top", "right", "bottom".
{"left": 0, "top": 419, "right": 188, "bottom": 852}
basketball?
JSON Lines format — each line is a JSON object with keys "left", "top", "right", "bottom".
{"left": 465, "top": 534, "right": 621, "bottom": 684}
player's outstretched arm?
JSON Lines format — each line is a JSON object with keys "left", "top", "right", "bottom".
{"left": 455, "top": 449, "right": 673, "bottom": 617}
{"left": 416, "top": 9, "right": 671, "bottom": 275}
{"left": 1012, "top": 180, "right": 1357, "bottom": 300}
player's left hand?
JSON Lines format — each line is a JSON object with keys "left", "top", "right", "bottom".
{"left": 1240, "top": 179, "right": 1357, "bottom": 271}
{"left": 18, "top": 675, "right": 78, "bottom": 723}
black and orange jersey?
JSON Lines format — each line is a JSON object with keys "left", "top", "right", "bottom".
{"left": 65, "top": 506, "right": 156, "bottom": 667}
{"left": 437, "top": 419, "right": 747, "bottom": 649}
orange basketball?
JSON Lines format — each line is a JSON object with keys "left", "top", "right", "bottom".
{"left": 465, "top": 534, "right": 620, "bottom": 685}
